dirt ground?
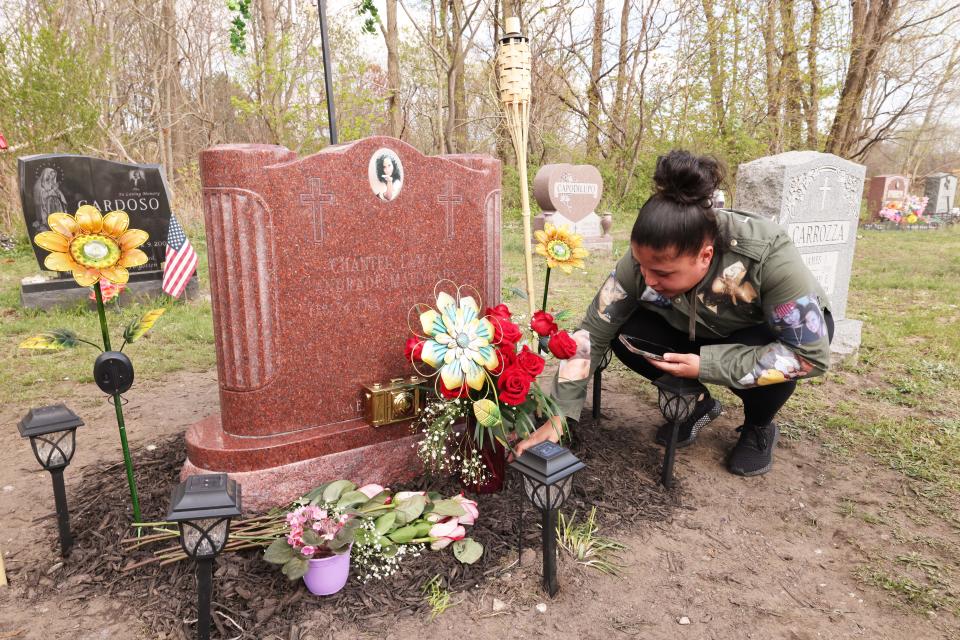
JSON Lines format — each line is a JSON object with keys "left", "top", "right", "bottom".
{"left": 1, "top": 370, "right": 957, "bottom": 639}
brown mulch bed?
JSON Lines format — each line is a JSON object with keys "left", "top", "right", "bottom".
{"left": 14, "top": 412, "right": 681, "bottom": 639}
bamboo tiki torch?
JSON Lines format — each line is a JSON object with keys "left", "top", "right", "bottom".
{"left": 496, "top": 16, "right": 536, "bottom": 319}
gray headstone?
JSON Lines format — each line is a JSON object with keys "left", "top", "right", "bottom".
{"left": 19, "top": 154, "right": 173, "bottom": 272}
{"left": 735, "top": 151, "right": 866, "bottom": 361}
{"left": 924, "top": 173, "right": 958, "bottom": 214}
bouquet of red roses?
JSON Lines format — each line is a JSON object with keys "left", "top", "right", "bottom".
{"left": 405, "top": 282, "right": 572, "bottom": 486}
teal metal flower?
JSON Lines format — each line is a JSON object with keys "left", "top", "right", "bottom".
{"left": 419, "top": 291, "right": 498, "bottom": 390}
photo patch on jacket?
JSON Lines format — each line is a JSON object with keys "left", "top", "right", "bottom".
{"left": 640, "top": 286, "right": 672, "bottom": 308}
{"left": 595, "top": 273, "right": 631, "bottom": 323}
{"left": 737, "top": 343, "right": 814, "bottom": 387}
{"left": 769, "top": 294, "right": 827, "bottom": 346}
{"left": 703, "top": 261, "right": 758, "bottom": 311}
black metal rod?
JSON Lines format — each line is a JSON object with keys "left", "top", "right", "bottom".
{"left": 542, "top": 508, "right": 558, "bottom": 596}
{"left": 196, "top": 558, "right": 213, "bottom": 640}
{"left": 517, "top": 487, "right": 523, "bottom": 564}
{"left": 316, "top": 0, "right": 338, "bottom": 145}
{"left": 592, "top": 367, "right": 602, "bottom": 420}
{"left": 661, "top": 420, "right": 680, "bottom": 488}
{"left": 50, "top": 467, "right": 72, "bottom": 557}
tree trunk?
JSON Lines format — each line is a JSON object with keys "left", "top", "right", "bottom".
{"left": 385, "top": 0, "right": 402, "bottom": 138}
{"left": 587, "top": 0, "right": 605, "bottom": 157}
{"left": 611, "top": 0, "right": 631, "bottom": 152}
{"left": 258, "top": 0, "right": 281, "bottom": 144}
{"left": 701, "top": 0, "right": 727, "bottom": 138}
{"left": 824, "top": 0, "right": 899, "bottom": 158}
{"left": 804, "top": 0, "right": 821, "bottom": 148}
{"left": 779, "top": 0, "right": 803, "bottom": 149}
{"left": 762, "top": 0, "right": 781, "bottom": 152}
{"left": 452, "top": 0, "right": 467, "bottom": 152}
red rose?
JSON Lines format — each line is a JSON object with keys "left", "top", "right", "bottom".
{"left": 440, "top": 381, "right": 468, "bottom": 399}
{"left": 491, "top": 316, "right": 522, "bottom": 347}
{"left": 404, "top": 337, "right": 424, "bottom": 362}
{"left": 497, "top": 365, "right": 532, "bottom": 406}
{"left": 516, "top": 345, "right": 545, "bottom": 379}
{"left": 485, "top": 304, "right": 512, "bottom": 322}
{"left": 494, "top": 345, "right": 518, "bottom": 375}
{"left": 548, "top": 330, "right": 578, "bottom": 360}
{"left": 530, "top": 310, "right": 558, "bottom": 337}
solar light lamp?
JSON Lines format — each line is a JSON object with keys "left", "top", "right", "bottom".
{"left": 167, "top": 474, "right": 242, "bottom": 640}
{"left": 653, "top": 374, "right": 708, "bottom": 488}
{"left": 510, "top": 441, "right": 585, "bottom": 597}
{"left": 17, "top": 404, "right": 84, "bottom": 556}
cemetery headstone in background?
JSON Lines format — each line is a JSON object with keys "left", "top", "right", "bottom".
{"left": 533, "top": 163, "right": 612, "bottom": 253}
{"left": 924, "top": 173, "right": 958, "bottom": 215}
{"left": 866, "top": 174, "right": 910, "bottom": 219}
{"left": 183, "top": 137, "right": 502, "bottom": 510}
{"left": 17, "top": 154, "right": 196, "bottom": 308}
{"left": 735, "top": 150, "right": 866, "bottom": 362}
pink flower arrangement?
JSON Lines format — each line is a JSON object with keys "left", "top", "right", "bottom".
{"left": 427, "top": 494, "right": 478, "bottom": 549}
{"left": 283, "top": 505, "right": 349, "bottom": 559}
{"left": 879, "top": 195, "right": 929, "bottom": 225}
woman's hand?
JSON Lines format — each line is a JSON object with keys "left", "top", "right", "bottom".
{"left": 510, "top": 416, "right": 564, "bottom": 460}
{"left": 647, "top": 352, "right": 700, "bottom": 379}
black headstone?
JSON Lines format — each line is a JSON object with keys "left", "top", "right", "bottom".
{"left": 19, "top": 154, "right": 173, "bottom": 272}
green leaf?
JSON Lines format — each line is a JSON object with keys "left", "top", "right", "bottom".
{"left": 123, "top": 308, "right": 166, "bottom": 343}
{"left": 263, "top": 538, "right": 296, "bottom": 565}
{"left": 322, "top": 480, "right": 356, "bottom": 504}
{"left": 453, "top": 538, "right": 483, "bottom": 564}
{"left": 304, "top": 483, "right": 331, "bottom": 504}
{"left": 281, "top": 555, "right": 310, "bottom": 580}
{"left": 375, "top": 512, "right": 397, "bottom": 535}
{"left": 472, "top": 399, "right": 502, "bottom": 428}
{"left": 301, "top": 529, "right": 324, "bottom": 546}
{"left": 336, "top": 490, "right": 371, "bottom": 510}
{"left": 387, "top": 521, "right": 432, "bottom": 544}
{"left": 509, "top": 286, "right": 528, "bottom": 300}
{"left": 393, "top": 495, "right": 427, "bottom": 525}
{"left": 428, "top": 499, "right": 466, "bottom": 517}
{"left": 553, "top": 309, "right": 572, "bottom": 323}
{"left": 19, "top": 329, "right": 79, "bottom": 351}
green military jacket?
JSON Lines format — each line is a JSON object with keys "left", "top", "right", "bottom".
{"left": 553, "top": 208, "right": 832, "bottom": 422}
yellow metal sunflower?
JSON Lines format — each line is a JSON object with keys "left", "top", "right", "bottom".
{"left": 534, "top": 223, "right": 588, "bottom": 274}
{"left": 33, "top": 205, "right": 149, "bottom": 286}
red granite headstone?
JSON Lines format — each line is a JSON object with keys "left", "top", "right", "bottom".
{"left": 866, "top": 175, "right": 910, "bottom": 218}
{"left": 183, "top": 137, "right": 501, "bottom": 510}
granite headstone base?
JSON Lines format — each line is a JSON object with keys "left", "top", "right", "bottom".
{"left": 533, "top": 211, "right": 613, "bottom": 253}
{"left": 20, "top": 269, "right": 199, "bottom": 310}
{"left": 182, "top": 425, "right": 422, "bottom": 512}
{"left": 830, "top": 318, "right": 862, "bottom": 364}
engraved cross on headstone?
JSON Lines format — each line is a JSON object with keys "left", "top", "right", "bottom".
{"left": 300, "top": 177, "right": 335, "bottom": 243}
{"left": 437, "top": 182, "right": 463, "bottom": 239}
{"left": 818, "top": 175, "right": 832, "bottom": 211}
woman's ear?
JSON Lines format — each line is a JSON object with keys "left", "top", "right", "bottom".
{"left": 698, "top": 241, "right": 714, "bottom": 265}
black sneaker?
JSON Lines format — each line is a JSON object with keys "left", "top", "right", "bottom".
{"left": 727, "top": 422, "right": 779, "bottom": 476}
{"left": 655, "top": 398, "right": 722, "bottom": 448}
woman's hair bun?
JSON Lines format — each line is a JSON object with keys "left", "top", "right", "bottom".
{"left": 653, "top": 150, "right": 725, "bottom": 207}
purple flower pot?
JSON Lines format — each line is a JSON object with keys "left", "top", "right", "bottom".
{"left": 302, "top": 546, "right": 351, "bottom": 596}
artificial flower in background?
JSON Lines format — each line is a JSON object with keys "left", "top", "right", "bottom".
{"left": 535, "top": 222, "right": 588, "bottom": 274}
{"left": 34, "top": 205, "right": 148, "bottom": 286}
{"left": 88, "top": 278, "right": 126, "bottom": 303}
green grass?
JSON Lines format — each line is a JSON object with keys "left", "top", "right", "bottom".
{"left": 0, "top": 226, "right": 215, "bottom": 405}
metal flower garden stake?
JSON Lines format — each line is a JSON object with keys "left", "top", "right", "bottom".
{"left": 21, "top": 205, "right": 169, "bottom": 523}
{"left": 497, "top": 16, "right": 536, "bottom": 319}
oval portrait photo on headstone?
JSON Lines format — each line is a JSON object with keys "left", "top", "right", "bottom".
{"left": 368, "top": 148, "right": 404, "bottom": 202}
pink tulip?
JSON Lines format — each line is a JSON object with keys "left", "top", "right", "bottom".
{"left": 452, "top": 494, "right": 479, "bottom": 526}
{"left": 429, "top": 520, "right": 466, "bottom": 550}
{"left": 357, "top": 483, "right": 386, "bottom": 499}
{"left": 394, "top": 491, "right": 426, "bottom": 501}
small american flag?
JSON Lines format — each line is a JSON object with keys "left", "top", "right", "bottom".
{"left": 162, "top": 215, "right": 197, "bottom": 298}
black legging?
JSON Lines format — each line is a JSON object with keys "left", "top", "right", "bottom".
{"left": 610, "top": 307, "right": 835, "bottom": 427}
